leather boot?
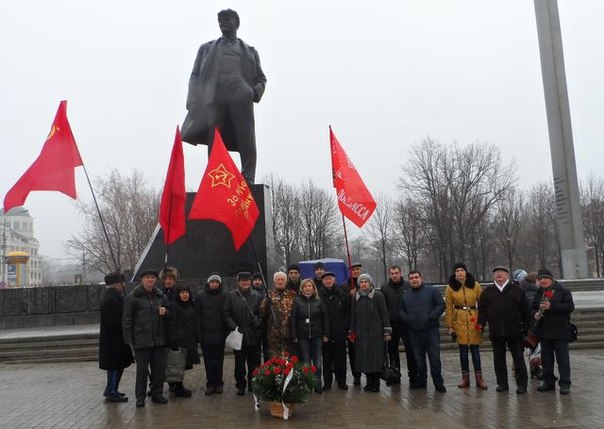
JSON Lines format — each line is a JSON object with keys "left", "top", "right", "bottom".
{"left": 475, "top": 371, "right": 488, "bottom": 390}
{"left": 458, "top": 370, "right": 470, "bottom": 388}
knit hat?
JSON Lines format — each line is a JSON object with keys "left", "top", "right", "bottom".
{"left": 357, "top": 273, "right": 373, "bottom": 286}
{"left": 287, "top": 264, "right": 300, "bottom": 273}
{"left": 104, "top": 272, "right": 125, "bottom": 285}
{"left": 513, "top": 269, "right": 528, "bottom": 282}
{"left": 453, "top": 262, "right": 467, "bottom": 272}
{"left": 207, "top": 273, "right": 222, "bottom": 284}
{"left": 537, "top": 268, "right": 554, "bottom": 281}
{"left": 252, "top": 272, "right": 263, "bottom": 281}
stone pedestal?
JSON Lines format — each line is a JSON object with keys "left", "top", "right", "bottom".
{"left": 132, "top": 184, "right": 272, "bottom": 281}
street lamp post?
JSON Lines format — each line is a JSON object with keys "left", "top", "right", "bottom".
{"left": 1, "top": 214, "right": 6, "bottom": 287}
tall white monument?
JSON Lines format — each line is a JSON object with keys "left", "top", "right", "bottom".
{"left": 534, "top": 0, "right": 588, "bottom": 278}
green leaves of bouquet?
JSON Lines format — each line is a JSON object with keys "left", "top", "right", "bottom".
{"left": 251, "top": 354, "right": 318, "bottom": 404}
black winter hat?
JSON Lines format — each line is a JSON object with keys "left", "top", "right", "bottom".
{"left": 139, "top": 268, "right": 159, "bottom": 279}
{"left": 287, "top": 264, "right": 300, "bottom": 273}
{"left": 453, "top": 262, "right": 467, "bottom": 272}
{"left": 237, "top": 271, "right": 252, "bottom": 281}
{"left": 537, "top": 268, "right": 554, "bottom": 280}
{"left": 104, "top": 272, "right": 125, "bottom": 285}
{"left": 314, "top": 262, "right": 325, "bottom": 270}
{"left": 252, "top": 272, "right": 263, "bottom": 280}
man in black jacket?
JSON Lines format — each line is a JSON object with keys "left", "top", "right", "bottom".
{"left": 319, "top": 272, "right": 350, "bottom": 390}
{"left": 532, "top": 268, "right": 575, "bottom": 394}
{"left": 223, "top": 271, "right": 263, "bottom": 395}
{"left": 478, "top": 266, "right": 530, "bottom": 394}
{"left": 122, "top": 269, "right": 170, "bottom": 407}
{"left": 381, "top": 265, "right": 418, "bottom": 387}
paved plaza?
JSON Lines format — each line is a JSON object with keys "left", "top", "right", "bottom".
{"left": 1, "top": 348, "right": 603, "bottom": 429}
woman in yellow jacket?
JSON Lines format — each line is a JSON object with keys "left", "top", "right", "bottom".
{"left": 445, "top": 262, "right": 487, "bottom": 390}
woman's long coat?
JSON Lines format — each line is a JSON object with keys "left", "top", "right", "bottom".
{"left": 168, "top": 298, "right": 201, "bottom": 370}
{"left": 99, "top": 287, "right": 133, "bottom": 370}
{"left": 350, "top": 289, "right": 391, "bottom": 373}
{"left": 444, "top": 274, "right": 483, "bottom": 346}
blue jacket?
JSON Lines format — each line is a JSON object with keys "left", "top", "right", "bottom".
{"left": 399, "top": 284, "right": 445, "bottom": 332}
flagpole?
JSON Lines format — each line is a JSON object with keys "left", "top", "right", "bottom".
{"left": 248, "top": 238, "right": 278, "bottom": 326}
{"left": 163, "top": 191, "right": 174, "bottom": 268}
{"left": 341, "top": 214, "right": 354, "bottom": 291}
{"left": 81, "top": 164, "right": 119, "bottom": 272}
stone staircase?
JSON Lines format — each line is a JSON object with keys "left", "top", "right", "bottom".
{"left": 438, "top": 306, "right": 604, "bottom": 352}
{"left": 0, "top": 306, "right": 603, "bottom": 364}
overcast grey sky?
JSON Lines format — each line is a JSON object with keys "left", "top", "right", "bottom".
{"left": 1, "top": 0, "right": 603, "bottom": 259}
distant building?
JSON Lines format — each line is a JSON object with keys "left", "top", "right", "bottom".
{"left": 1, "top": 207, "right": 42, "bottom": 287}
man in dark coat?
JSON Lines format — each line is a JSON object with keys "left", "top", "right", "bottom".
{"left": 99, "top": 272, "right": 133, "bottom": 402}
{"left": 399, "top": 270, "right": 446, "bottom": 393}
{"left": 380, "top": 265, "right": 418, "bottom": 387}
{"left": 196, "top": 273, "right": 228, "bottom": 395}
{"left": 318, "top": 271, "right": 350, "bottom": 390}
{"left": 478, "top": 266, "right": 530, "bottom": 394}
{"left": 223, "top": 271, "right": 263, "bottom": 395}
{"left": 122, "top": 269, "right": 170, "bottom": 407}
{"left": 532, "top": 268, "right": 575, "bottom": 394}
{"left": 181, "top": 9, "right": 266, "bottom": 184}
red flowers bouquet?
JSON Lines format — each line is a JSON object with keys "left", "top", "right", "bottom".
{"left": 469, "top": 316, "right": 482, "bottom": 332}
{"left": 251, "top": 354, "right": 318, "bottom": 404}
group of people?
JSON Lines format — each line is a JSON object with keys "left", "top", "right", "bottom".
{"left": 98, "top": 261, "right": 575, "bottom": 407}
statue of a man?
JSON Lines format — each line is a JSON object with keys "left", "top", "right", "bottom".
{"left": 181, "top": 9, "right": 266, "bottom": 184}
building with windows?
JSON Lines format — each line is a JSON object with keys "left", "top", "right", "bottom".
{"left": 1, "top": 207, "right": 42, "bottom": 287}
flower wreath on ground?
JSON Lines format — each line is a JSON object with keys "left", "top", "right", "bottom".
{"left": 252, "top": 353, "right": 318, "bottom": 418}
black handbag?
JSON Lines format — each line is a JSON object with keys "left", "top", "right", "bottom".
{"left": 569, "top": 322, "right": 578, "bottom": 343}
{"left": 380, "top": 340, "right": 401, "bottom": 382}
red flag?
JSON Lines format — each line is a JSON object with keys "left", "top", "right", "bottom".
{"left": 159, "top": 126, "right": 186, "bottom": 245}
{"left": 189, "top": 128, "right": 259, "bottom": 250}
{"left": 3, "top": 101, "right": 83, "bottom": 212}
{"left": 330, "top": 126, "right": 376, "bottom": 227}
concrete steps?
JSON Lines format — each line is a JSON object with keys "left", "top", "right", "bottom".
{"left": 1, "top": 307, "right": 603, "bottom": 364}
{"left": 438, "top": 307, "right": 604, "bottom": 352}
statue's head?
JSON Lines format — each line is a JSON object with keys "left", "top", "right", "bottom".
{"left": 218, "top": 9, "right": 240, "bottom": 32}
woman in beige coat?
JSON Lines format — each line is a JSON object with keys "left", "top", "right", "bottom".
{"left": 445, "top": 263, "right": 487, "bottom": 390}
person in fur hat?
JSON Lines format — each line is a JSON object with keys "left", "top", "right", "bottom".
{"left": 445, "top": 263, "right": 487, "bottom": 390}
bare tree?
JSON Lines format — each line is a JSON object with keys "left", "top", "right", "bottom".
{"left": 494, "top": 189, "right": 524, "bottom": 271}
{"left": 66, "top": 169, "right": 159, "bottom": 275}
{"left": 400, "top": 138, "right": 515, "bottom": 280}
{"left": 526, "top": 182, "right": 560, "bottom": 274}
{"left": 581, "top": 175, "right": 604, "bottom": 276}
{"left": 392, "top": 197, "right": 424, "bottom": 273}
{"left": 264, "top": 174, "right": 302, "bottom": 267}
{"left": 298, "top": 180, "right": 341, "bottom": 260}
{"left": 365, "top": 193, "right": 394, "bottom": 282}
